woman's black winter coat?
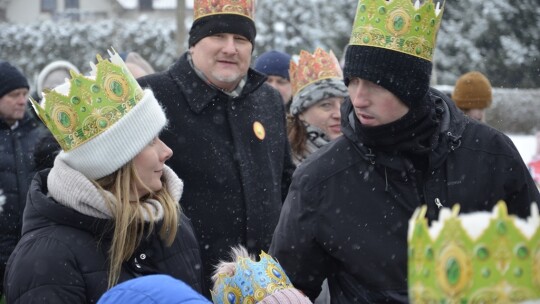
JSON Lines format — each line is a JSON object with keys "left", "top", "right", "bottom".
{"left": 4, "top": 170, "right": 204, "bottom": 304}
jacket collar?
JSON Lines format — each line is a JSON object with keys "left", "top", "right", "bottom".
{"left": 0, "top": 111, "right": 32, "bottom": 130}
{"left": 168, "top": 52, "right": 268, "bottom": 114}
{"left": 22, "top": 169, "right": 112, "bottom": 237}
{"left": 342, "top": 88, "right": 468, "bottom": 170}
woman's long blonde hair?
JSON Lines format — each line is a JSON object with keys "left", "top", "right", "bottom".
{"left": 93, "top": 161, "right": 179, "bottom": 289}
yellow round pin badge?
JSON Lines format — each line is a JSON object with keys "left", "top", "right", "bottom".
{"left": 253, "top": 121, "right": 265, "bottom": 140}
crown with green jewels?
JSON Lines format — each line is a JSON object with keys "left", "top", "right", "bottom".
{"left": 211, "top": 251, "right": 294, "bottom": 304}
{"left": 31, "top": 49, "right": 144, "bottom": 152}
{"left": 408, "top": 201, "right": 540, "bottom": 303}
{"left": 350, "top": 0, "right": 444, "bottom": 61}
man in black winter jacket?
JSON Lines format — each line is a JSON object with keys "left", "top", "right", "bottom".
{"left": 0, "top": 61, "right": 46, "bottom": 297}
{"left": 138, "top": 1, "right": 295, "bottom": 296}
{"left": 269, "top": 1, "right": 540, "bottom": 303}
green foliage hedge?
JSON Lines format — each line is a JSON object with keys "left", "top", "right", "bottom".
{"left": 0, "top": 19, "right": 177, "bottom": 84}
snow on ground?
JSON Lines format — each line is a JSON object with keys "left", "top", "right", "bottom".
{"left": 508, "top": 134, "right": 537, "bottom": 165}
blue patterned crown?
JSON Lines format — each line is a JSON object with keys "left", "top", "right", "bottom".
{"left": 211, "top": 251, "right": 294, "bottom": 304}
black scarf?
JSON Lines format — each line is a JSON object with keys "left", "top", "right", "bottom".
{"left": 353, "top": 96, "right": 440, "bottom": 156}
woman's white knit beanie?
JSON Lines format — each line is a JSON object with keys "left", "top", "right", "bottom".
{"left": 58, "top": 89, "right": 166, "bottom": 180}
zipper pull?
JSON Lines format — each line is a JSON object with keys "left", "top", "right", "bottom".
{"left": 434, "top": 198, "right": 443, "bottom": 209}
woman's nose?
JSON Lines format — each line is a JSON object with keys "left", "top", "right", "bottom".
{"left": 331, "top": 104, "right": 341, "bottom": 118}
{"left": 159, "top": 140, "right": 173, "bottom": 161}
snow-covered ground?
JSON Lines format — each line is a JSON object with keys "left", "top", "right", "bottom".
{"left": 508, "top": 134, "right": 537, "bottom": 165}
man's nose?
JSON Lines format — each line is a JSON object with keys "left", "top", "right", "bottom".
{"left": 222, "top": 36, "right": 238, "bottom": 54}
{"left": 17, "top": 93, "right": 28, "bottom": 104}
{"left": 350, "top": 82, "right": 369, "bottom": 107}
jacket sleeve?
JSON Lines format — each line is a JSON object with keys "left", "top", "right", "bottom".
{"left": 269, "top": 172, "right": 329, "bottom": 300}
{"left": 5, "top": 235, "right": 86, "bottom": 304}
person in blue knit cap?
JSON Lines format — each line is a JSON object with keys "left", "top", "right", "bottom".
{"left": 254, "top": 50, "right": 293, "bottom": 108}
{"left": 98, "top": 275, "right": 210, "bottom": 304}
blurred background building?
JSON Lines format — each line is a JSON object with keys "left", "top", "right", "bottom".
{"left": 0, "top": 0, "right": 192, "bottom": 23}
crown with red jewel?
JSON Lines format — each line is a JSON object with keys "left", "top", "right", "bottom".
{"left": 193, "top": 0, "right": 255, "bottom": 21}
{"left": 289, "top": 48, "right": 343, "bottom": 98}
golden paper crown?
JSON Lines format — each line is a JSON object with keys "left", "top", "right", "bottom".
{"left": 193, "top": 0, "right": 255, "bottom": 21}
{"left": 31, "top": 49, "right": 144, "bottom": 152}
{"left": 408, "top": 201, "right": 540, "bottom": 303}
{"left": 350, "top": 0, "right": 444, "bottom": 61}
{"left": 289, "top": 48, "right": 343, "bottom": 97}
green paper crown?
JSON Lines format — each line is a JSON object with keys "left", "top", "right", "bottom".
{"left": 349, "top": 0, "right": 444, "bottom": 61}
{"left": 31, "top": 49, "right": 144, "bottom": 151}
{"left": 408, "top": 201, "right": 540, "bottom": 303}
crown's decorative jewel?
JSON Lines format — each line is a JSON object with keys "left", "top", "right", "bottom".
{"left": 211, "top": 251, "right": 294, "bottom": 304}
{"left": 289, "top": 48, "right": 343, "bottom": 97}
{"left": 31, "top": 49, "right": 144, "bottom": 152}
{"left": 408, "top": 201, "right": 540, "bottom": 303}
{"left": 350, "top": 0, "right": 444, "bottom": 61}
{"left": 193, "top": 0, "right": 255, "bottom": 21}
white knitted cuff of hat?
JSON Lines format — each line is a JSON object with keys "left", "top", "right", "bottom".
{"left": 59, "top": 89, "right": 166, "bottom": 180}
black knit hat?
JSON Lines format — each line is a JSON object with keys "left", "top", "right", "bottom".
{"left": 189, "top": 14, "right": 256, "bottom": 47}
{"left": 343, "top": 45, "right": 432, "bottom": 108}
{"left": 0, "top": 61, "right": 29, "bottom": 98}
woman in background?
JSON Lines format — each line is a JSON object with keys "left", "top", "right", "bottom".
{"left": 288, "top": 48, "right": 349, "bottom": 165}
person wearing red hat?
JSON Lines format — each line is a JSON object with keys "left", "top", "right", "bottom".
{"left": 528, "top": 131, "right": 540, "bottom": 189}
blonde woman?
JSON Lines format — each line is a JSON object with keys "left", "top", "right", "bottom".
{"left": 4, "top": 51, "right": 203, "bottom": 303}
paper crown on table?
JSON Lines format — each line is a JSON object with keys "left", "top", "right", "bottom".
{"left": 211, "top": 251, "right": 294, "bottom": 304}
{"left": 349, "top": 0, "right": 444, "bottom": 61}
{"left": 289, "top": 48, "right": 343, "bottom": 98}
{"left": 193, "top": 0, "right": 255, "bottom": 21}
{"left": 408, "top": 201, "right": 540, "bottom": 303}
{"left": 30, "top": 49, "right": 144, "bottom": 152}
